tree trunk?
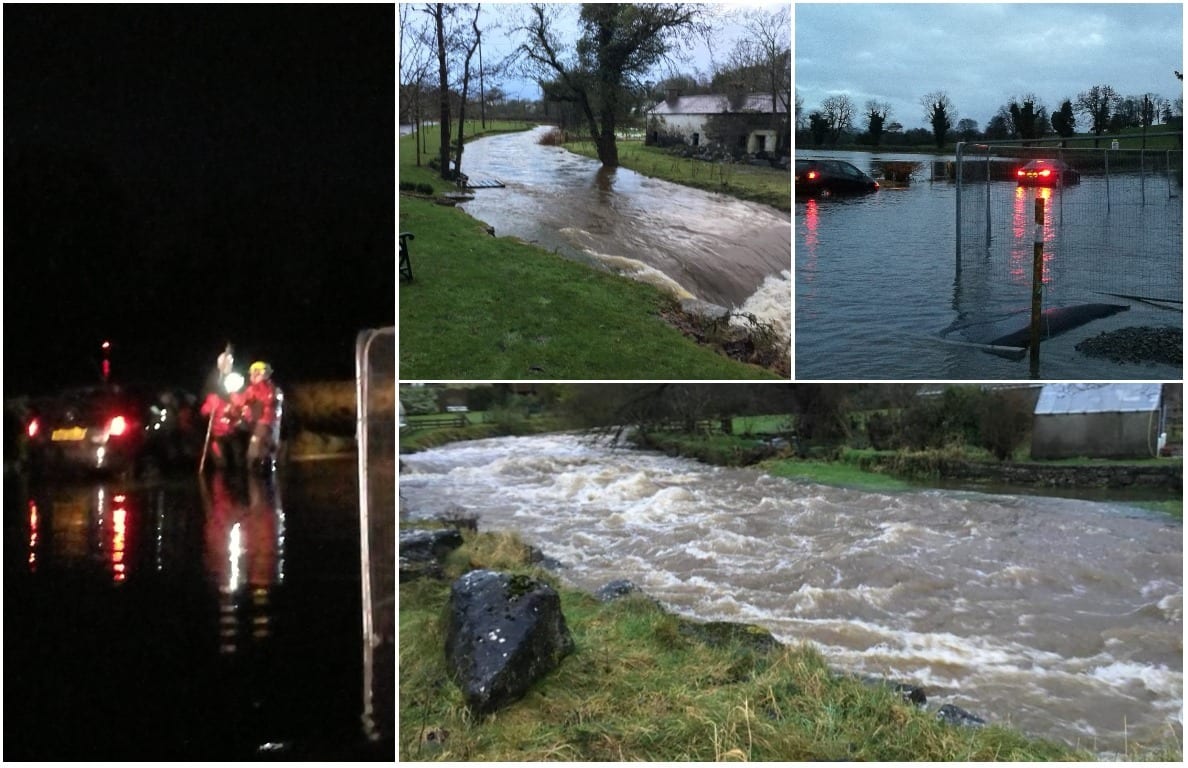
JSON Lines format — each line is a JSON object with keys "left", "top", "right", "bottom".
{"left": 434, "top": 4, "right": 451, "bottom": 180}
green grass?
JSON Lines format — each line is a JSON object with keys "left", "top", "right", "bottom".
{"left": 564, "top": 139, "right": 791, "bottom": 211}
{"left": 397, "top": 196, "right": 778, "bottom": 379}
{"left": 399, "top": 530, "right": 1116, "bottom": 761}
{"left": 762, "top": 456, "right": 919, "bottom": 492}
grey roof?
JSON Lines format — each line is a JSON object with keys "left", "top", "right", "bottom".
{"left": 648, "top": 93, "right": 787, "bottom": 116}
{"left": 1034, "top": 383, "right": 1163, "bottom": 415}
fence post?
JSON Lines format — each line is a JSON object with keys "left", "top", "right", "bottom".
{"left": 955, "top": 142, "right": 964, "bottom": 265}
{"left": 1029, "top": 196, "right": 1045, "bottom": 378}
{"left": 1104, "top": 149, "right": 1111, "bottom": 213}
{"left": 983, "top": 145, "right": 991, "bottom": 248}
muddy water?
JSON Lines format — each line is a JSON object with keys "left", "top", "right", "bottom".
{"left": 456, "top": 126, "right": 791, "bottom": 342}
{"left": 399, "top": 434, "right": 1183, "bottom": 754}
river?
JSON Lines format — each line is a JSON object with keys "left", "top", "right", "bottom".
{"left": 455, "top": 126, "right": 791, "bottom": 343}
{"left": 796, "top": 150, "right": 1182, "bottom": 379}
{"left": 399, "top": 433, "right": 1183, "bottom": 755}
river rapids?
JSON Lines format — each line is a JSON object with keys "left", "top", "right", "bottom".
{"left": 400, "top": 433, "right": 1182, "bottom": 755}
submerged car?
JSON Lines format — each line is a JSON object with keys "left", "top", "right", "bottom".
{"left": 795, "top": 159, "right": 879, "bottom": 197}
{"left": 1015, "top": 159, "right": 1081, "bottom": 187}
{"left": 24, "top": 384, "right": 200, "bottom": 478}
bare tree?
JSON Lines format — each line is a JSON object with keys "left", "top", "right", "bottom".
{"left": 424, "top": 3, "right": 452, "bottom": 180}
{"left": 452, "top": 4, "right": 483, "bottom": 179}
{"left": 517, "top": 3, "right": 708, "bottom": 167}
{"left": 820, "top": 94, "right": 854, "bottom": 145}
{"left": 1075, "top": 84, "right": 1118, "bottom": 147}
{"left": 400, "top": 5, "right": 436, "bottom": 166}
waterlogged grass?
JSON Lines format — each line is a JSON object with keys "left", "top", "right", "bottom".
{"left": 399, "top": 530, "right": 1097, "bottom": 761}
{"left": 398, "top": 196, "right": 777, "bottom": 379}
{"left": 564, "top": 138, "right": 791, "bottom": 212}
{"left": 762, "top": 456, "right": 919, "bottom": 492}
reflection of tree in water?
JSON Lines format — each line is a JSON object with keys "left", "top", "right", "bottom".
{"left": 201, "top": 472, "right": 285, "bottom": 657}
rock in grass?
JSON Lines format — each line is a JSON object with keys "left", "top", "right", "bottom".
{"left": 444, "top": 570, "right": 574, "bottom": 714}
{"left": 936, "top": 703, "right": 987, "bottom": 728}
{"left": 399, "top": 528, "right": 464, "bottom": 581}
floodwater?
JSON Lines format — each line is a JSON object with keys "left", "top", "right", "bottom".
{"left": 400, "top": 433, "right": 1183, "bottom": 755}
{"left": 457, "top": 126, "right": 792, "bottom": 343}
{"left": 4, "top": 459, "right": 389, "bottom": 760}
{"left": 796, "top": 150, "right": 1182, "bottom": 379}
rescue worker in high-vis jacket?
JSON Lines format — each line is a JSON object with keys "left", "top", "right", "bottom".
{"left": 239, "top": 361, "right": 282, "bottom": 471}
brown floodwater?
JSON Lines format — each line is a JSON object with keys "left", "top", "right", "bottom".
{"left": 400, "top": 433, "right": 1182, "bottom": 756}
{"left": 456, "top": 126, "right": 791, "bottom": 343}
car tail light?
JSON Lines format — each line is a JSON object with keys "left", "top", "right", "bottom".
{"left": 807, "top": 170, "right": 818, "bottom": 180}
{"left": 1039, "top": 169, "right": 1051, "bottom": 177}
{"left": 108, "top": 415, "right": 129, "bottom": 436}
{"left": 26, "top": 418, "right": 40, "bottom": 439}
{"left": 1016, "top": 169, "right": 1025, "bottom": 177}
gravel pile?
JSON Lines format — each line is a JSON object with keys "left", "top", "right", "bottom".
{"left": 1074, "top": 325, "right": 1182, "bottom": 366}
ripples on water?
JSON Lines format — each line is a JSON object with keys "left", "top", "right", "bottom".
{"left": 795, "top": 150, "right": 1181, "bottom": 379}
{"left": 400, "top": 434, "right": 1183, "bottom": 754}
{"left": 457, "top": 127, "right": 791, "bottom": 342}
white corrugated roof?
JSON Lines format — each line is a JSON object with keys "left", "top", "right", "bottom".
{"left": 1034, "top": 383, "right": 1163, "bottom": 415}
{"left": 648, "top": 94, "right": 787, "bottom": 116}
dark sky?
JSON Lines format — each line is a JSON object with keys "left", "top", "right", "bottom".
{"left": 4, "top": 4, "right": 395, "bottom": 395}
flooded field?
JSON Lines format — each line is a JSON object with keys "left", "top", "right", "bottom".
{"left": 796, "top": 150, "right": 1181, "bottom": 379}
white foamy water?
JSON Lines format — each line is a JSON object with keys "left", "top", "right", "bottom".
{"left": 400, "top": 433, "right": 1183, "bottom": 753}
{"left": 457, "top": 127, "right": 791, "bottom": 342}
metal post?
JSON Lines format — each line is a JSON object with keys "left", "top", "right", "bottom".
{"left": 1140, "top": 148, "right": 1146, "bottom": 205}
{"left": 955, "top": 142, "right": 964, "bottom": 265}
{"left": 1029, "top": 196, "right": 1045, "bottom": 378}
{"left": 1104, "top": 149, "right": 1111, "bottom": 213}
{"left": 984, "top": 146, "right": 991, "bottom": 249}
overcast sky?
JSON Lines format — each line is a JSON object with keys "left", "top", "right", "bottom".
{"left": 795, "top": 3, "right": 1183, "bottom": 132}
{"left": 401, "top": 2, "right": 790, "bottom": 104}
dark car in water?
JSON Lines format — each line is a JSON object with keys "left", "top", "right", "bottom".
{"left": 1015, "top": 158, "right": 1081, "bottom": 187}
{"left": 795, "top": 158, "right": 879, "bottom": 197}
{"left": 23, "top": 384, "right": 201, "bottom": 478}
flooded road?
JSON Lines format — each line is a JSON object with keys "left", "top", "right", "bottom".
{"left": 796, "top": 150, "right": 1181, "bottom": 379}
{"left": 400, "top": 434, "right": 1183, "bottom": 755}
{"left": 458, "top": 126, "right": 791, "bottom": 342}
{"left": 4, "top": 459, "right": 385, "bottom": 760}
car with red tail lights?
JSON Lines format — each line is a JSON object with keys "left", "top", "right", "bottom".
{"left": 1015, "top": 158, "right": 1080, "bottom": 187}
{"left": 795, "top": 158, "right": 880, "bottom": 197}
{"left": 23, "top": 384, "right": 200, "bottom": 478}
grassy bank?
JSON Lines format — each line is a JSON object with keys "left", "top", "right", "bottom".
{"left": 564, "top": 138, "right": 791, "bottom": 211}
{"left": 399, "top": 529, "right": 1116, "bottom": 761}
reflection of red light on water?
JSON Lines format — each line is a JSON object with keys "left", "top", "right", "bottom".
{"left": 112, "top": 505, "right": 127, "bottom": 583}
{"left": 28, "top": 500, "right": 39, "bottom": 571}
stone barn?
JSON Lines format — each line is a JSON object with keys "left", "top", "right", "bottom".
{"left": 645, "top": 90, "right": 788, "bottom": 155}
{"left": 1030, "top": 383, "right": 1167, "bottom": 460}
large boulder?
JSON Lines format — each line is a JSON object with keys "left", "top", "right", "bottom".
{"left": 444, "top": 570, "right": 574, "bottom": 714}
{"left": 399, "top": 528, "right": 464, "bottom": 581}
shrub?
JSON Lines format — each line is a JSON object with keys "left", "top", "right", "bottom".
{"left": 537, "top": 128, "right": 564, "bottom": 146}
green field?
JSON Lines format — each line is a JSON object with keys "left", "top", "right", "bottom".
{"left": 564, "top": 138, "right": 791, "bottom": 211}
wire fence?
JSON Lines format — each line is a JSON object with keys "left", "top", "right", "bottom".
{"left": 954, "top": 135, "right": 1183, "bottom": 308}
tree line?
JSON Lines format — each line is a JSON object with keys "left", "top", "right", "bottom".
{"left": 797, "top": 78, "right": 1183, "bottom": 150}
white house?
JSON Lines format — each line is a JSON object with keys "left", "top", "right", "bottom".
{"left": 646, "top": 91, "right": 789, "bottom": 154}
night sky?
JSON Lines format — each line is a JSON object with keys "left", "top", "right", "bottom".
{"left": 4, "top": 4, "right": 395, "bottom": 396}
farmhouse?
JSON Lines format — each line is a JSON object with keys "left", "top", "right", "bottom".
{"left": 645, "top": 89, "right": 789, "bottom": 155}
